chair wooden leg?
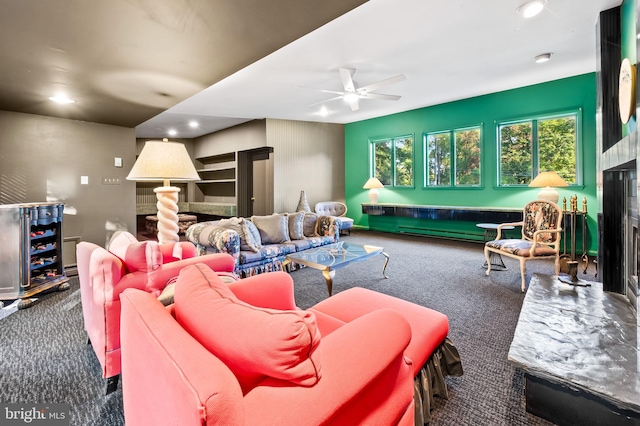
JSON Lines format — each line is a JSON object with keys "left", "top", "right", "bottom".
{"left": 554, "top": 255, "right": 560, "bottom": 276}
{"left": 520, "top": 260, "right": 527, "bottom": 292}
{"left": 484, "top": 246, "right": 492, "bottom": 276}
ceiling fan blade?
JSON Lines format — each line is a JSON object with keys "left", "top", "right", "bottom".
{"left": 309, "top": 96, "right": 343, "bottom": 107}
{"left": 339, "top": 68, "right": 356, "bottom": 92}
{"left": 360, "top": 92, "right": 401, "bottom": 101}
{"left": 299, "top": 86, "right": 344, "bottom": 96}
{"left": 358, "top": 74, "right": 406, "bottom": 94}
{"left": 346, "top": 96, "right": 359, "bottom": 111}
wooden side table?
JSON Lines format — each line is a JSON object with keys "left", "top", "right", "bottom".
{"left": 476, "top": 223, "right": 514, "bottom": 271}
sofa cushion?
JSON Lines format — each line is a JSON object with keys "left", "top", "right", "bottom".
{"left": 239, "top": 243, "right": 295, "bottom": 265}
{"left": 287, "top": 211, "right": 305, "bottom": 240}
{"left": 302, "top": 213, "right": 319, "bottom": 237}
{"left": 251, "top": 214, "right": 290, "bottom": 244}
{"left": 174, "top": 264, "right": 322, "bottom": 391}
{"left": 218, "top": 217, "right": 262, "bottom": 252}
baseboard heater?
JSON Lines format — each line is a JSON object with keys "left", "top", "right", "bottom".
{"left": 397, "top": 226, "right": 484, "bottom": 242}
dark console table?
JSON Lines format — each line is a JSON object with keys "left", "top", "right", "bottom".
{"left": 362, "top": 203, "right": 522, "bottom": 222}
{"left": 362, "top": 203, "right": 523, "bottom": 241}
{"left": 509, "top": 274, "right": 639, "bottom": 425}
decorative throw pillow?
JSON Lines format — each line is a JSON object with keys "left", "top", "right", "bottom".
{"left": 218, "top": 217, "right": 261, "bottom": 252}
{"left": 241, "top": 219, "right": 262, "bottom": 251}
{"left": 251, "top": 214, "right": 290, "bottom": 244}
{"left": 174, "top": 264, "right": 322, "bottom": 391}
{"left": 302, "top": 213, "right": 319, "bottom": 237}
{"left": 287, "top": 211, "right": 305, "bottom": 240}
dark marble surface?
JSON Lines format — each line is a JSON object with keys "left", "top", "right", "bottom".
{"left": 508, "top": 274, "right": 639, "bottom": 411}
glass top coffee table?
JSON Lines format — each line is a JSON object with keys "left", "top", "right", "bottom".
{"left": 284, "top": 242, "right": 389, "bottom": 296}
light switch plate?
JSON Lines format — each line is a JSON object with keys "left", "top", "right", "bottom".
{"left": 102, "top": 177, "right": 121, "bottom": 185}
{"left": 81, "top": 176, "right": 89, "bottom": 185}
{"left": 114, "top": 157, "right": 122, "bottom": 167}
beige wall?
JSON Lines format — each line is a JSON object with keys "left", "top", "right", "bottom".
{"left": 266, "top": 119, "right": 345, "bottom": 213}
{"left": 194, "top": 119, "right": 267, "bottom": 158}
{"left": 189, "top": 118, "right": 345, "bottom": 215}
{"left": 0, "top": 110, "right": 136, "bottom": 246}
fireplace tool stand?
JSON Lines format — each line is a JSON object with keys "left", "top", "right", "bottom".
{"left": 558, "top": 196, "right": 590, "bottom": 286}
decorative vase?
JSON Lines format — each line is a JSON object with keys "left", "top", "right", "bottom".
{"left": 296, "top": 190, "right": 311, "bottom": 213}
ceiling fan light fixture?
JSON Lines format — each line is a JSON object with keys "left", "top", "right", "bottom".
{"left": 343, "top": 92, "right": 359, "bottom": 103}
{"left": 517, "top": 0, "right": 546, "bottom": 18}
{"left": 535, "top": 53, "right": 552, "bottom": 63}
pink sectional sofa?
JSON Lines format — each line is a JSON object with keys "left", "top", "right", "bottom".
{"left": 119, "top": 264, "right": 463, "bottom": 424}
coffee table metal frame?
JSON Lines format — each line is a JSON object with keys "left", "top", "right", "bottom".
{"left": 284, "top": 242, "right": 389, "bottom": 296}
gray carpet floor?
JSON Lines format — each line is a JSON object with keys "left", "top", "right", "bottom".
{"left": 0, "top": 229, "right": 598, "bottom": 425}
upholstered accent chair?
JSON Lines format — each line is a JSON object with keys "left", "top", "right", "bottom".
{"left": 119, "top": 265, "right": 463, "bottom": 425}
{"left": 484, "top": 200, "right": 563, "bottom": 291}
{"left": 77, "top": 231, "right": 237, "bottom": 394}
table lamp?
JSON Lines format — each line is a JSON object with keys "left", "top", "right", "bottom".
{"left": 363, "top": 177, "right": 384, "bottom": 204}
{"left": 528, "top": 171, "right": 567, "bottom": 204}
{"left": 127, "top": 140, "right": 200, "bottom": 244}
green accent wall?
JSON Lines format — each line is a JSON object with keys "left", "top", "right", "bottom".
{"left": 345, "top": 73, "right": 598, "bottom": 255}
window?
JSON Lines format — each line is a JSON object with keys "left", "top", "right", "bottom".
{"left": 498, "top": 113, "right": 578, "bottom": 186}
{"left": 424, "top": 126, "right": 481, "bottom": 187}
{"left": 370, "top": 135, "right": 413, "bottom": 187}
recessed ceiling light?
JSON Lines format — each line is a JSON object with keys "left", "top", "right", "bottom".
{"left": 167, "top": 129, "right": 177, "bottom": 136}
{"left": 517, "top": 0, "right": 546, "bottom": 19}
{"left": 535, "top": 53, "right": 552, "bottom": 63}
{"left": 188, "top": 121, "right": 199, "bottom": 128}
{"left": 48, "top": 95, "right": 76, "bottom": 104}
{"left": 319, "top": 106, "right": 329, "bottom": 116}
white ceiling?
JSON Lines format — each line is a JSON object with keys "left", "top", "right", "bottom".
{"left": 136, "top": 0, "right": 622, "bottom": 139}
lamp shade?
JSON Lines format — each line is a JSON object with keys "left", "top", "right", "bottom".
{"left": 363, "top": 177, "right": 384, "bottom": 189}
{"left": 126, "top": 141, "right": 200, "bottom": 182}
{"left": 528, "top": 171, "right": 567, "bottom": 204}
{"left": 528, "top": 171, "right": 568, "bottom": 188}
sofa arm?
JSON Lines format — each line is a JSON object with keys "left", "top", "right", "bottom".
{"left": 120, "top": 289, "right": 245, "bottom": 426}
{"left": 316, "top": 215, "right": 340, "bottom": 242}
{"left": 243, "top": 309, "right": 414, "bottom": 425}
{"left": 227, "top": 271, "right": 297, "bottom": 311}
{"left": 186, "top": 222, "right": 240, "bottom": 258}
{"left": 159, "top": 242, "right": 197, "bottom": 263}
{"left": 147, "top": 254, "right": 236, "bottom": 291}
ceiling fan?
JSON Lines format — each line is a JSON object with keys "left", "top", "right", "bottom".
{"left": 309, "top": 68, "right": 406, "bottom": 111}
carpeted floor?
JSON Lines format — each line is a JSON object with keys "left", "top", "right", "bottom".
{"left": 0, "top": 229, "right": 598, "bottom": 425}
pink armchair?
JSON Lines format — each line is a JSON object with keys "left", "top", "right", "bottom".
{"left": 76, "top": 231, "right": 236, "bottom": 394}
{"left": 120, "top": 264, "right": 463, "bottom": 425}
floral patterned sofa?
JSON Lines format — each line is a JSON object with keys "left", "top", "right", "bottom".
{"left": 186, "top": 212, "right": 340, "bottom": 278}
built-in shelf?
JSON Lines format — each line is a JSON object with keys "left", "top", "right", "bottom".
{"left": 195, "top": 152, "right": 237, "bottom": 207}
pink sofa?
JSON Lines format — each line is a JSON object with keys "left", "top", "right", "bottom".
{"left": 76, "top": 231, "right": 236, "bottom": 393}
{"left": 119, "top": 264, "right": 463, "bottom": 425}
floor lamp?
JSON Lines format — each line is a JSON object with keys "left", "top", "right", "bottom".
{"left": 127, "top": 140, "right": 200, "bottom": 244}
